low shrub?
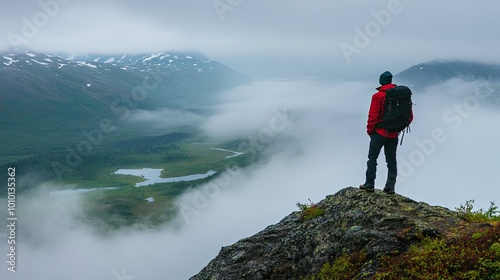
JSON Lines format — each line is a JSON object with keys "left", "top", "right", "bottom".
{"left": 296, "top": 199, "right": 325, "bottom": 220}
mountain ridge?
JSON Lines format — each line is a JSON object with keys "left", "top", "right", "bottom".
{"left": 0, "top": 50, "right": 251, "bottom": 164}
{"left": 65, "top": 50, "right": 213, "bottom": 71}
{"left": 396, "top": 59, "right": 500, "bottom": 91}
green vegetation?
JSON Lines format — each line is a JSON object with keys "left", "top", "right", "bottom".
{"left": 296, "top": 199, "right": 325, "bottom": 220}
{"left": 456, "top": 199, "right": 500, "bottom": 223}
{"left": 308, "top": 200, "right": 500, "bottom": 280}
{"left": 374, "top": 224, "right": 500, "bottom": 279}
{"left": 2, "top": 130, "right": 253, "bottom": 232}
{"left": 303, "top": 252, "right": 366, "bottom": 280}
{"left": 1, "top": 132, "right": 250, "bottom": 189}
{"left": 73, "top": 138, "right": 250, "bottom": 231}
{"left": 80, "top": 175, "right": 216, "bottom": 232}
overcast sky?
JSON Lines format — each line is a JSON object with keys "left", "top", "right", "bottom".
{"left": 1, "top": 0, "right": 499, "bottom": 79}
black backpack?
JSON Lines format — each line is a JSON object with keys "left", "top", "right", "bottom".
{"left": 377, "top": 85, "right": 413, "bottom": 134}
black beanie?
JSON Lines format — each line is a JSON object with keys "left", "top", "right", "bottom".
{"left": 379, "top": 71, "right": 393, "bottom": 85}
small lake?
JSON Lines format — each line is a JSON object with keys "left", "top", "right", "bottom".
{"left": 50, "top": 148, "right": 238, "bottom": 194}
{"left": 113, "top": 168, "right": 217, "bottom": 187}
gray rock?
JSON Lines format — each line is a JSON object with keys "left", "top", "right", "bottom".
{"left": 190, "top": 187, "right": 460, "bottom": 280}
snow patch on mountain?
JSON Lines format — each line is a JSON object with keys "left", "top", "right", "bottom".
{"left": 3, "top": 56, "right": 17, "bottom": 66}
{"left": 143, "top": 53, "right": 162, "bottom": 62}
{"left": 77, "top": 61, "right": 97, "bottom": 68}
{"left": 31, "top": 59, "right": 48, "bottom": 66}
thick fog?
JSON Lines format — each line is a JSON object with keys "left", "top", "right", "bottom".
{"left": 127, "top": 108, "right": 205, "bottom": 129}
{"left": 1, "top": 78, "right": 499, "bottom": 279}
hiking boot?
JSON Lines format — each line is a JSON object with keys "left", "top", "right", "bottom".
{"left": 359, "top": 184, "right": 374, "bottom": 193}
{"left": 383, "top": 187, "right": 395, "bottom": 194}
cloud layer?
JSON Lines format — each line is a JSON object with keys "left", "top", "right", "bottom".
{"left": 1, "top": 78, "right": 499, "bottom": 279}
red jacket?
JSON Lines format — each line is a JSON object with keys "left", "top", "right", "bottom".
{"left": 366, "top": 84, "right": 413, "bottom": 138}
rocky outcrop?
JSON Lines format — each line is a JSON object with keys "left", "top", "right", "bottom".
{"left": 190, "top": 187, "right": 461, "bottom": 280}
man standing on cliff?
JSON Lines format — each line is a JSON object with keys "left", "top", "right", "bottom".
{"left": 360, "top": 71, "right": 413, "bottom": 194}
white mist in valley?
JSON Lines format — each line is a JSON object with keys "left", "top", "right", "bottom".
{"left": 1, "top": 78, "right": 499, "bottom": 280}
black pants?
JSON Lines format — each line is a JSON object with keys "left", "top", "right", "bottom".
{"left": 364, "top": 132, "right": 398, "bottom": 190}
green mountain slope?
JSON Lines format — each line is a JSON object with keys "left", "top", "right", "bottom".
{"left": 0, "top": 51, "right": 250, "bottom": 164}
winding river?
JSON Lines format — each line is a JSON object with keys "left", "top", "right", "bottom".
{"left": 113, "top": 168, "right": 217, "bottom": 187}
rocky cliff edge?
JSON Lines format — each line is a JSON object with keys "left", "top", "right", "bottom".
{"left": 190, "top": 187, "right": 462, "bottom": 280}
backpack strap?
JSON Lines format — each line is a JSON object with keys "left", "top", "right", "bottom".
{"left": 399, "top": 126, "right": 411, "bottom": 145}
